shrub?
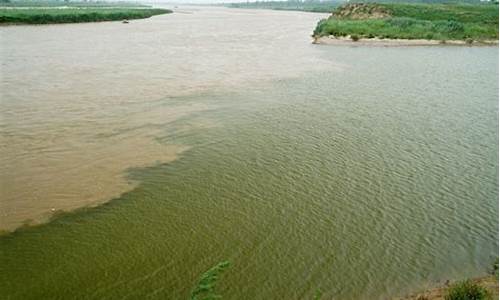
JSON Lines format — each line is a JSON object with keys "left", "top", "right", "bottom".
{"left": 433, "top": 20, "right": 465, "bottom": 33}
{"left": 388, "top": 17, "right": 418, "bottom": 28}
{"left": 350, "top": 34, "right": 360, "bottom": 41}
{"left": 445, "top": 280, "right": 491, "bottom": 300}
{"left": 313, "top": 19, "right": 328, "bottom": 36}
{"left": 490, "top": 258, "right": 499, "bottom": 277}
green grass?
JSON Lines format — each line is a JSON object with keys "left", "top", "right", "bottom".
{"left": 383, "top": 2, "right": 499, "bottom": 23}
{"left": 190, "top": 261, "right": 230, "bottom": 300}
{"left": 445, "top": 280, "right": 492, "bottom": 300}
{"left": 313, "top": 3, "right": 499, "bottom": 41}
{"left": 0, "top": 7, "right": 172, "bottom": 24}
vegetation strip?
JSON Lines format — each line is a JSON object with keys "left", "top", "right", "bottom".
{"left": 0, "top": 7, "right": 172, "bottom": 24}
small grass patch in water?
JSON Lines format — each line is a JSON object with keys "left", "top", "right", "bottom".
{"left": 191, "top": 261, "right": 230, "bottom": 300}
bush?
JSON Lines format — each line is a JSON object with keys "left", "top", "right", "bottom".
{"left": 388, "top": 17, "right": 418, "bottom": 28}
{"left": 490, "top": 258, "right": 499, "bottom": 277}
{"left": 350, "top": 34, "right": 360, "bottom": 41}
{"left": 433, "top": 20, "right": 465, "bottom": 33}
{"left": 313, "top": 19, "right": 328, "bottom": 36}
{"left": 445, "top": 280, "right": 491, "bottom": 300}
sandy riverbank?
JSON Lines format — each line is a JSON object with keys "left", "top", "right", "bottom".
{"left": 313, "top": 35, "right": 499, "bottom": 47}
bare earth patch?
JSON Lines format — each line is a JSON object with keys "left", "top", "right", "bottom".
{"left": 332, "top": 3, "right": 390, "bottom": 20}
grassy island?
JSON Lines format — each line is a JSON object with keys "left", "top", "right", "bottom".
{"left": 313, "top": 2, "right": 499, "bottom": 42}
{"left": 0, "top": 1, "right": 172, "bottom": 25}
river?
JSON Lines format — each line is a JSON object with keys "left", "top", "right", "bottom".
{"left": 0, "top": 6, "right": 498, "bottom": 299}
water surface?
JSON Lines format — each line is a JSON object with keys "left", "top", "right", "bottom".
{"left": 0, "top": 7, "right": 331, "bottom": 230}
{"left": 0, "top": 7, "right": 498, "bottom": 300}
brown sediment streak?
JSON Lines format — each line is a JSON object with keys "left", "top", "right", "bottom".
{"left": 0, "top": 7, "right": 335, "bottom": 232}
{"left": 0, "top": 118, "right": 196, "bottom": 232}
{"left": 0, "top": 93, "right": 215, "bottom": 231}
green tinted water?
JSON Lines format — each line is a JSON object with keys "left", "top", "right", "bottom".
{"left": 1, "top": 44, "right": 498, "bottom": 299}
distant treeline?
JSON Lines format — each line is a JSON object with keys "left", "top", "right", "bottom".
{"left": 227, "top": 0, "right": 342, "bottom": 12}
{"left": 227, "top": 0, "right": 498, "bottom": 13}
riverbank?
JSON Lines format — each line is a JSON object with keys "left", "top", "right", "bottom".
{"left": 0, "top": 7, "right": 172, "bottom": 25}
{"left": 313, "top": 3, "right": 499, "bottom": 43}
{"left": 396, "top": 275, "right": 498, "bottom": 300}
{"left": 313, "top": 35, "right": 499, "bottom": 46}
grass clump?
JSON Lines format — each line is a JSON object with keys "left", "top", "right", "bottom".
{"left": 190, "top": 261, "right": 230, "bottom": 300}
{"left": 489, "top": 258, "right": 499, "bottom": 278}
{"left": 313, "top": 289, "right": 322, "bottom": 300}
{"left": 445, "top": 280, "right": 492, "bottom": 300}
{"left": 313, "top": 2, "right": 498, "bottom": 42}
{"left": 0, "top": 8, "right": 172, "bottom": 24}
